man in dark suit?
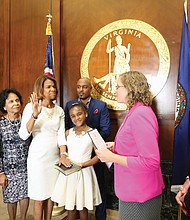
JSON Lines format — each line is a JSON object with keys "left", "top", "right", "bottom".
{"left": 65, "top": 77, "right": 111, "bottom": 220}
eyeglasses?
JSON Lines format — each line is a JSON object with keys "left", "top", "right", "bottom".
{"left": 116, "top": 85, "right": 125, "bottom": 90}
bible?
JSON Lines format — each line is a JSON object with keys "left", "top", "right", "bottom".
{"left": 54, "top": 162, "right": 81, "bottom": 176}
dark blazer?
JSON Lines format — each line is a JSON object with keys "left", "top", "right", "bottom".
{"left": 64, "top": 98, "right": 111, "bottom": 140}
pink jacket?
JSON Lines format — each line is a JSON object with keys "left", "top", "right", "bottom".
{"left": 114, "top": 102, "right": 164, "bottom": 202}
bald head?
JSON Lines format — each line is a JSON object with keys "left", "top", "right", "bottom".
{"left": 77, "top": 78, "right": 92, "bottom": 87}
{"left": 76, "top": 77, "right": 92, "bottom": 102}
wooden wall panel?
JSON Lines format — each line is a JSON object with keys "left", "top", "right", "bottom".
{"left": 0, "top": 0, "right": 10, "bottom": 90}
{"left": 159, "top": 119, "right": 175, "bottom": 160}
{"left": 60, "top": 0, "right": 184, "bottom": 160}
{"left": 8, "top": 0, "right": 60, "bottom": 105}
{"left": 0, "top": 0, "right": 185, "bottom": 161}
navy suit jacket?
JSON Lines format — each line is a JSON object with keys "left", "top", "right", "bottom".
{"left": 64, "top": 98, "right": 111, "bottom": 140}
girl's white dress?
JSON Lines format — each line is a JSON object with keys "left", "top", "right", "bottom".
{"left": 51, "top": 128, "right": 102, "bottom": 210}
{"left": 19, "top": 103, "right": 66, "bottom": 200}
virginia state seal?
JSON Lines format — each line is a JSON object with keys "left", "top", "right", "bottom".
{"left": 80, "top": 19, "right": 170, "bottom": 110}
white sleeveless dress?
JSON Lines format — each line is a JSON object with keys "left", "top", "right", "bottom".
{"left": 51, "top": 128, "right": 102, "bottom": 210}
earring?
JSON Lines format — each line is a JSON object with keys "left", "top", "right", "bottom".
{"left": 3, "top": 107, "right": 6, "bottom": 111}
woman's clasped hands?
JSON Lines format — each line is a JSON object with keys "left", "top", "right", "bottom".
{"left": 175, "top": 179, "right": 190, "bottom": 215}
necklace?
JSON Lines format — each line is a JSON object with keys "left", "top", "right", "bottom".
{"left": 43, "top": 107, "right": 54, "bottom": 119}
{"left": 73, "top": 125, "right": 88, "bottom": 136}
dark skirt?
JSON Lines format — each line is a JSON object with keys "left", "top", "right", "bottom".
{"left": 119, "top": 195, "right": 162, "bottom": 220}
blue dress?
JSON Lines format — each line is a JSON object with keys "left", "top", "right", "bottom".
{"left": 0, "top": 117, "right": 29, "bottom": 203}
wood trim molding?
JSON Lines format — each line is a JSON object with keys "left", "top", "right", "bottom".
{"left": 3, "top": 0, "right": 10, "bottom": 89}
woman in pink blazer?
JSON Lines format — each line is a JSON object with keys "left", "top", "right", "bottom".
{"left": 96, "top": 71, "right": 164, "bottom": 220}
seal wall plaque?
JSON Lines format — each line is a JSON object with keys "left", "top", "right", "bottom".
{"left": 175, "top": 82, "right": 186, "bottom": 128}
{"left": 80, "top": 19, "right": 170, "bottom": 110}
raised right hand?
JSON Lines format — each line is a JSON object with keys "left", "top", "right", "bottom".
{"left": 30, "top": 92, "right": 42, "bottom": 117}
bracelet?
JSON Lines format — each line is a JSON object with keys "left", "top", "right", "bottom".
{"left": 31, "top": 114, "right": 38, "bottom": 120}
{"left": 60, "top": 152, "right": 68, "bottom": 157}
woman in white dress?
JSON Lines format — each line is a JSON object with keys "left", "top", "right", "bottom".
{"left": 19, "top": 75, "right": 67, "bottom": 220}
{"left": 51, "top": 102, "right": 102, "bottom": 220}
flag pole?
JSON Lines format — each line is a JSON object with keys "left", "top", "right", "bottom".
{"left": 184, "top": 0, "right": 188, "bottom": 23}
{"left": 50, "top": 5, "right": 65, "bottom": 214}
{"left": 44, "top": 11, "right": 54, "bottom": 77}
{"left": 45, "top": 12, "right": 52, "bottom": 37}
{"left": 50, "top": 0, "right": 52, "bottom": 16}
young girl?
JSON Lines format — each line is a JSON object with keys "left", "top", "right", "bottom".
{"left": 51, "top": 102, "right": 102, "bottom": 220}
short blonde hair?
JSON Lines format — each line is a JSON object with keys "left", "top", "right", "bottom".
{"left": 120, "top": 71, "right": 153, "bottom": 109}
{"left": 33, "top": 75, "right": 58, "bottom": 100}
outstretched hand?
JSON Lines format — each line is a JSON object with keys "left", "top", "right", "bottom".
{"left": 58, "top": 156, "right": 72, "bottom": 168}
{"left": 30, "top": 92, "right": 42, "bottom": 117}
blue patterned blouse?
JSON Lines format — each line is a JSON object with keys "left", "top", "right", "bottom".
{"left": 0, "top": 117, "right": 29, "bottom": 175}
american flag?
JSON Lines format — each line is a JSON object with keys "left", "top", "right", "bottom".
{"left": 44, "top": 14, "right": 54, "bottom": 78}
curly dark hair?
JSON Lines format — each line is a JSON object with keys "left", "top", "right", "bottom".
{"left": 0, "top": 88, "right": 23, "bottom": 114}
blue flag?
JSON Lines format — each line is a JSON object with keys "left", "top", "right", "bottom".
{"left": 44, "top": 17, "right": 54, "bottom": 78}
{"left": 172, "top": 1, "right": 190, "bottom": 185}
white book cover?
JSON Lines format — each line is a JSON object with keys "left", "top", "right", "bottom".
{"left": 88, "top": 129, "right": 113, "bottom": 168}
